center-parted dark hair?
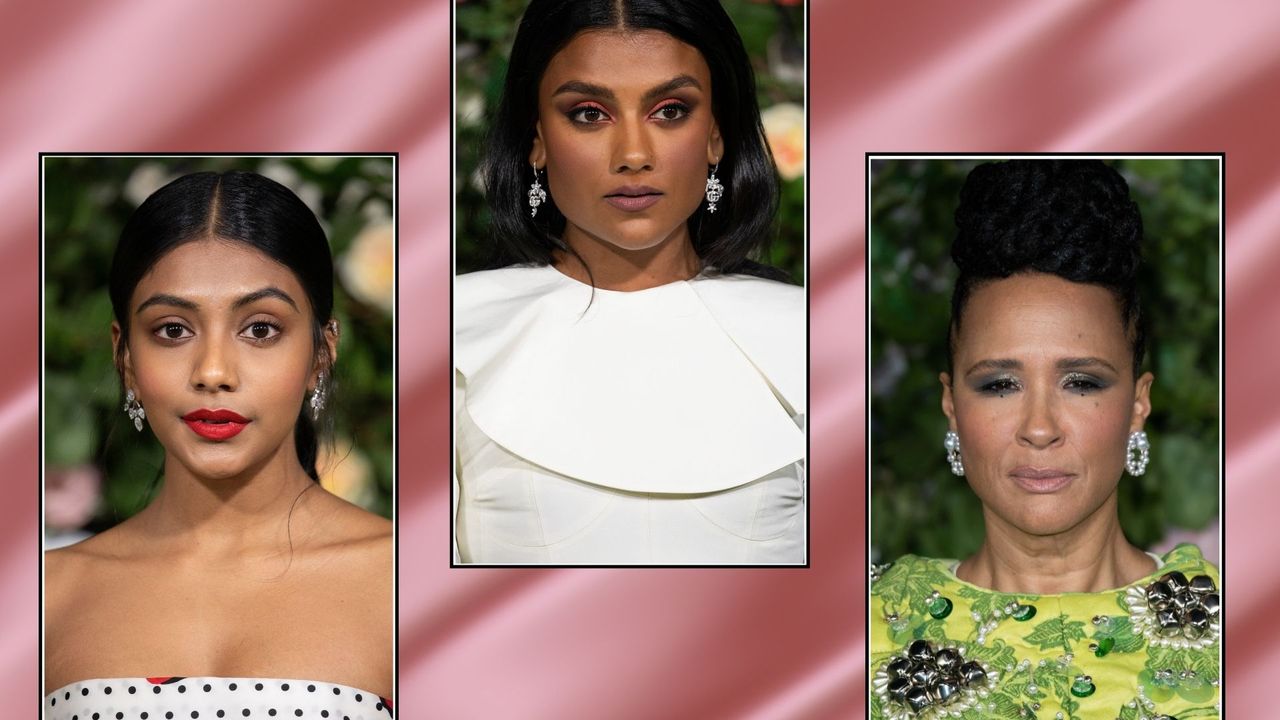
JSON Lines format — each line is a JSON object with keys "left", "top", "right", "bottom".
{"left": 109, "top": 170, "right": 335, "bottom": 481}
{"left": 482, "top": 0, "right": 786, "bottom": 281}
{"left": 948, "top": 160, "right": 1146, "bottom": 376}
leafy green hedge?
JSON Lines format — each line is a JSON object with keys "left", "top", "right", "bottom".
{"left": 870, "top": 158, "right": 1219, "bottom": 561}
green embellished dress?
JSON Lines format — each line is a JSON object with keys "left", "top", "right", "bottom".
{"left": 869, "top": 544, "right": 1220, "bottom": 720}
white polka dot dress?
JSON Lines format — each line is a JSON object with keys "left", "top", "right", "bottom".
{"left": 45, "top": 677, "right": 393, "bottom": 720}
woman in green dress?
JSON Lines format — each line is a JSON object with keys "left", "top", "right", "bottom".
{"left": 870, "top": 160, "right": 1219, "bottom": 720}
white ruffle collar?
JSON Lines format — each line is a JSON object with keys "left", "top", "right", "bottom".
{"left": 455, "top": 265, "right": 805, "bottom": 494}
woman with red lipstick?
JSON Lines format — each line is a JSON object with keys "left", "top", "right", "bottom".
{"left": 44, "top": 171, "right": 392, "bottom": 718}
{"left": 870, "top": 161, "right": 1219, "bottom": 719}
{"left": 453, "top": 0, "right": 805, "bottom": 565}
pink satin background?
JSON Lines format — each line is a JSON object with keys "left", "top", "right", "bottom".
{"left": 3, "top": 1, "right": 1274, "bottom": 718}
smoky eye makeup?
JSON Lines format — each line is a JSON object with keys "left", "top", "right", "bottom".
{"left": 973, "top": 376, "right": 1021, "bottom": 397}
{"left": 1062, "top": 372, "right": 1111, "bottom": 394}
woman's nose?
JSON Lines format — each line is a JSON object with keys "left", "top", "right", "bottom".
{"left": 1017, "top": 388, "right": 1063, "bottom": 449}
{"left": 612, "top": 117, "right": 654, "bottom": 173}
{"left": 190, "top": 338, "right": 238, "bottom": 392}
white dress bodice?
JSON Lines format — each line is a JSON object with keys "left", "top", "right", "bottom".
{"left": 453, "top": 265, "right": 806, "bottom": 565}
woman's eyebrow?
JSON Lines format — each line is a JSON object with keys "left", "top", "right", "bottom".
{"left": 134, "top": 287, "right": 299, "bottom": 315}
{"left": 233, "top": 286, "right": 299, "bottom": 311}
{"left": 551, "top": 74, "right": 703, "bottom": 103}
{"left": 964, "top": 356, "right": 1119, "bottom": 377}
{"left": 964, "top": 358, "right": 1020, "bottom": 377}
{"left": 135, "top": 293, "right": 196, "bottom": 315}
{"left": 1056, "top": 356, "right": 1118, "bottom": 373}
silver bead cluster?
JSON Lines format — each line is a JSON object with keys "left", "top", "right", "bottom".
{"left": 872, "top": 639, "right": 996, "bottom": 719}
{"left": 1125, "top": 570, "right": 1220, "bottom": 649}
{"left": 1126, "top": 430, "right": 1150, "bottom": 476}
{"left": 944, "top": 431, "right": 964, "bottom": 476}
{"left": 870, "top": 561, "right": 894, "bottom": 584}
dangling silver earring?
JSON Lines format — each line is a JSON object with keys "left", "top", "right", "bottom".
{"left": 528, "top": 163, "right": 547, "bottom": 218}
{"left": 944, "top": 430, "right": 964, "bottom": 476}
{"left": 123, "top": 389, "right": 146, "bottom": 432}
{"left": 705, "top": 162, "right": 724, "bottom": 213}
{"left": 309, "top": 373, "right": 327, "bottom": 421}
{"left": 1126, "top": 430, "right": 1149, "bottom": 476}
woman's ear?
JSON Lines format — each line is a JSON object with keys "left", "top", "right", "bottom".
{"left": 111, "top": 321, "right": 135, "bottom": 391}
{"left": 940, "top": 372, "right": 957, "bottom": 431}
{"left": 1130, "top": 371, "right": 1154, "bottom": 432}
{"left": 529, "top": 121, "right": 547, "bottom": 170}
{"left": 313, "top": 319, "right": 341, "bottom": 389}
{"left": 706, "top": 121, "right": 724, "bottom": 165}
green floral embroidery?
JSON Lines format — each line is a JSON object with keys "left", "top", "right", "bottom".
{"left": 1091, "top": 615, "right": 1144, "bottom": 654}
{"left": 954, "top": 584, "right": 1033, "bottom": 618}
{"left": 1022, "top": 613, "right": 1087, "bottom": 652}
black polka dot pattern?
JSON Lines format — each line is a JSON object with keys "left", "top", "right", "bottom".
{"left": 45, "top": 677, "right": 393, "bottom": 720}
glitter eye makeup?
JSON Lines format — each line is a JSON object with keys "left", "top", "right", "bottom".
{"left": 974, "top": 376, "right": 1020, "bottom": 397}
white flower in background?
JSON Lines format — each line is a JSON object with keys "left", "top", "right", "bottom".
{"left": 258, "top": 159, "right": 323, "bottom": 214}
{"left": 362, "top": 199, "right": 391, "bottom": 222}
{"left": 338, "top": 178, "right": 372, "bottom": 211}
{"left": 45, "top": 465, "right": 101, "bottom": 532}
{"left": 258, "top": 159, "right": 300, "bottom": 189}
{"left": 760, "top": 102, "right": 805, "bottom": 181}
{"left": 457, "top": 91, "right": 486, "bottom": 128}
{"left": 470, "top": 166, "right": 486, "bottom": 194}
{"left": 124, "top": 162, "right": 173, "bottom": 207}
{"left": 338, "top": 220, "right": 394, "bottom": 314}
{"left": 319, "top": 438, "right": 376, "bottom": 510}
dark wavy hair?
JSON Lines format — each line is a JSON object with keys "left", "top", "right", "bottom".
{"left": 948, "top": 160, "right": 1146, "bottom": 376}
{"left": 109, "top": 170, "right": 334, "bottom": 481}
{"left": 481, "top": 0, "right": 786, "bottom": 281}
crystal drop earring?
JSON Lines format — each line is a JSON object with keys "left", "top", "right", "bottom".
{"left": 705, "top": 162, "right": 724, "bottom": 213}
{"left": 309, "top": 373, "right": 327, "bottom": 421}
{"left": 123, "top": 389, "right": 146, "bottom": 432}
{"left": 944, "top": 430, "right": 964, "bottom": 476}
{"left": 528, "top": 164, "right": 547, "bottom": 218}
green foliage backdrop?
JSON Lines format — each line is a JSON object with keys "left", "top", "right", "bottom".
{"left": 869, "top": 158, "right": 1219, "bottom": 562}
{"left": 44, "top": 156, "right": 395, "bottom": 535}
{"left": 454, "top": 0, "right": 805, "bottom": 283}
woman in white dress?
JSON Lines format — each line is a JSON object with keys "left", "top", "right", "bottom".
{"left": 45, "top": 171, "right": 392, "bottom": 717}
{"left": 455, "top": 0, "right": 806, "bottom": 565}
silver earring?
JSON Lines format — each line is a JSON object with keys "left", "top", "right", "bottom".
{"left": 944, "top": 430, "right": 964, "bottom": 476}
{"left": 705, "top": 162, "right": 724, "bottom": 213}
{"left": 123, "top": 389, "right": 146, "bottom": 432}
{"left": 528, "top": 164, "right": 547, "bottom": 218}
{"left": 1126, "top": 430, "right": 1149, "bottom": 476}
{"left": 309, "top": 373, "right": 327, "bottom": 421}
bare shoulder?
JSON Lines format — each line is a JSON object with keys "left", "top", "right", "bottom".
{"left": 303, "top": 488, "right": 392, "bottom": 568}
{"left": 45, "top": 526, "right": 132, "bottom": 609}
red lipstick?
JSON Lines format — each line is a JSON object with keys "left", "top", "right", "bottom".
{"left": 1009, "top": 466, "right": 1076, "bottom": 493}
{"left": 604, "top": 185, "right": 662, "bottom": 212}
{"left": 182, "top": 409, "right": 250, "bottom": 441}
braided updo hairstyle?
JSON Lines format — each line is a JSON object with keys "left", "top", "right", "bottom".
{"left": 948, "top": 160, "right": 1146, "bottom": 377}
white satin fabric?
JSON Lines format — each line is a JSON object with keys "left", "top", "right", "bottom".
{"left": 453, "top": 265, "right": 806, "bottom": 565}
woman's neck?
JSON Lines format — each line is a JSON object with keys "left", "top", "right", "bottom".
{"left": 956, "top": 493, "right": 1157, "bottom": 594}
{"left": 134, "top": 446, "right": 319, "bottom": 560}
{"left": 554, "top": 225, "right": 700, "bottom": 291}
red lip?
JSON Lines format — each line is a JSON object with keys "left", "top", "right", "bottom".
{"left": 182, "top": 408, "right": 250, "bottom": 441}
{"left": 605, "top": 185, "right": 662, "bottom": 212}
{"left": 1009, "top": 466, "right": 1076, "bottom": 493}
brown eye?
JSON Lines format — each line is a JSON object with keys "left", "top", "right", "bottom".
{"left": 155, "top": 323, "right": 192, "bottom": 340}
{"left": 652, "top": 103, "right": 689, "bottom": 121}
{"left": 241, "top": 321, "right": 280, "bottom": 341}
